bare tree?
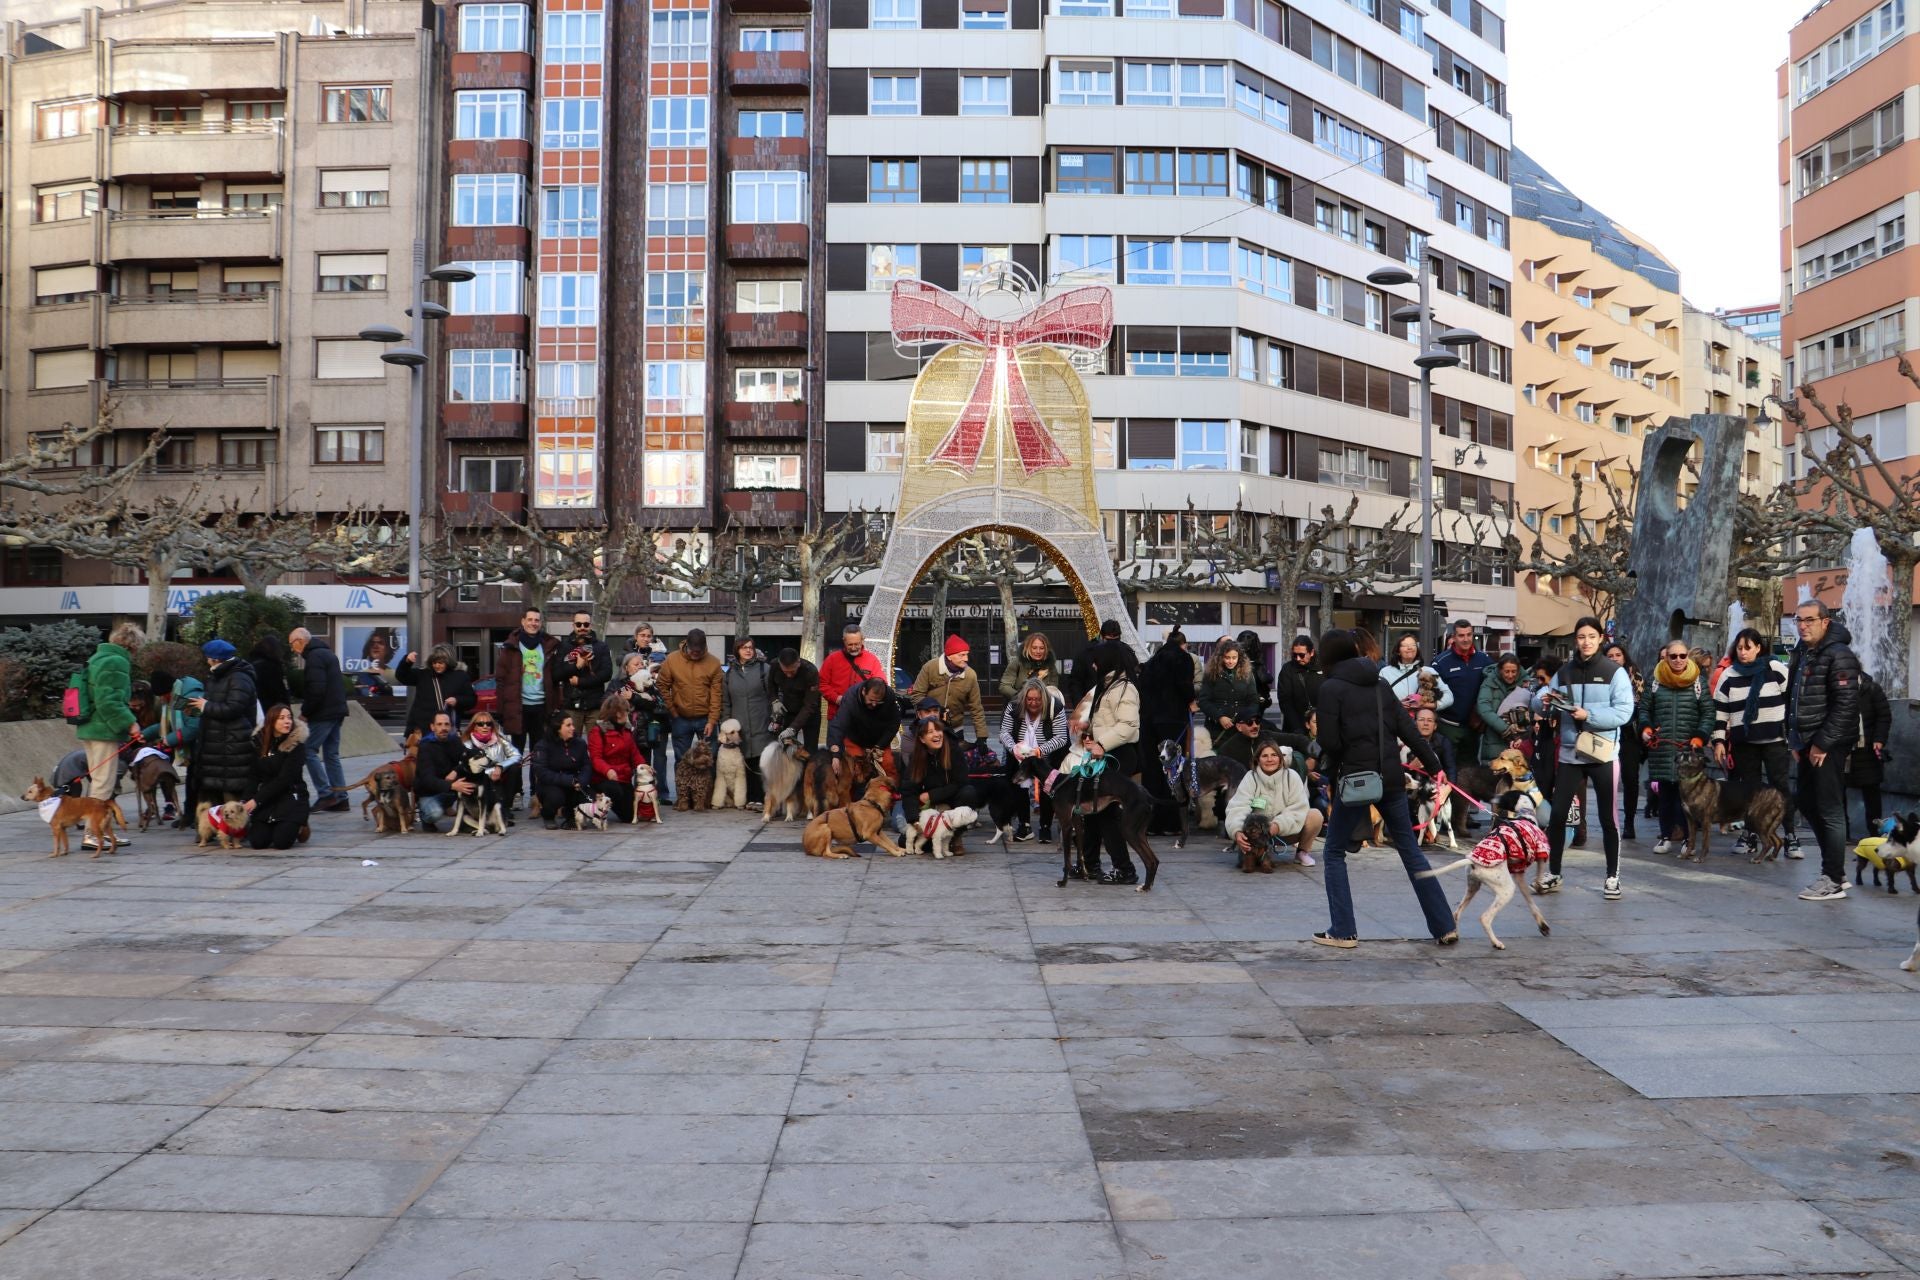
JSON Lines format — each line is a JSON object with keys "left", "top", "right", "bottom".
{"left": 0, "top": 404, "right": 166, "bottom": 500}
{"left": 793, "top": 513, "right": 885, "bottom": 665}
{"left": 1509, "top": 469, "right": 1639, "bottom": 618}
{"left": 425, "top": 512, "right": 684, "bottom": 634}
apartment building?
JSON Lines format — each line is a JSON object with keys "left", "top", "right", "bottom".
{"left": 1715, "top": 302, "right": 1782, "bottom": 347}
{"left": 1511, "top": 147, "right": 1684, "bottom": 649}
{"left": 0, "top": 1, "right": 432, "bottom": 640}
{"left": 1779, "top": 0, "right": 1915, "bottom": 651}
{"left": 1682, "top": 303, "right": 1785, "bottom": 495}
{"left": 818, "top": 0, "right": 1520, "bottom": 664}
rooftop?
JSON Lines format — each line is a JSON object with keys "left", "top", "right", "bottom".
{"left": 1511, "top": 147, "right": 1682, "bottom": 294}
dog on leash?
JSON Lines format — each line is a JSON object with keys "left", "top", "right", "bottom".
{"left": 712, "top": 719, "right": 749, "bottom": 810}
{"left": 362, "top": 764, "right": 415, "bottom": 835}
{"left": 906, "top": 805, "right": 978, "bottom": 859}
{"left": 446, "top": 748, "right": 508, "bottom": 836}
{"left": 1419, "top": 800, "right": 1553, "bottom": 950}
{"left": 1054, "top": 766, "right": 1163, "bottom": 892}
{"left": 803, "top": 748, "right": 878, "bottom": 818}
{"left": 22, "top": 778, "right": 128, "bottom": 858}
{"left": 193, "top": 799, "right": 249, "bottom": 850}
{"left": 1157, "top": 739, "right": 1248, "bottom": 849}
{"left": 1857, "top": 813, "right": 1920, "bottom": 894}
{"left": 574, "top": 792, "right": 613, "bottom": 831}
{"left": 1237, "top": 810, "right": 1279, "bottom": 874}
{"left": 345, "top": 729, "right": 424, "bottom": 798}
{"left": 632, "top": 763, "right": 663, "bottom": 824}
{"left": 1407, "top": 769, "right": 1457, "bottom": 850}
{"left": 803, "top": 776, "right": 903, "bottom": 859}
{"left": 676, "top": 737, "right": 716, "bottom": 812}
{"left": 1676, "top": 746, "right": 1788, "bottom": 862}
{"left": 127, "top": 748, "right": 179, "bottom": 831}
{"left": 759, "top": 732, "right": 810, "bottom": 822}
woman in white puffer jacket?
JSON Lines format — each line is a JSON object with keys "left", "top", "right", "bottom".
{"left": 1224, "top": 739, "right": 1323, "bottom": 864}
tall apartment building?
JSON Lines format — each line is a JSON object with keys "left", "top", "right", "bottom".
{"left": 1510, "top": 148, "right": 1684, "bottom": 650}
{"left": 1779, "top": 0, "right": 1915, "bottom": 654}
{"left": 818, "top": 0, "right": 1520, "bottom": 663}
{"left": 0, "top": 1, "right": 433, "bottom": 640}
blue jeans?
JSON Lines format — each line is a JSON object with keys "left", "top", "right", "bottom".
{"left": 1320, "top": 788, "right": 1457, "bottom": 941}
{"left": 669, "top": 716, "right": 707, "bottom": 800}
{"left": 304, "top": 717, "right": 345, "bottom": 800}
{"left": 417, "top": 793, "right": 450, "bottom": 825}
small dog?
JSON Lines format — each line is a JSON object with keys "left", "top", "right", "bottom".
{"left": 362, "top": 764, "right": 415, "bottom": 835}
{"left": 1676, "top": 748, "right": 1788, "bottom": 862}
{"left": 1420, "top": 801, "right": 1553, "bottom": 950}
{"left": 1238, "top": 810, "right": 1278, "bottom": 874}
{"left": 574, "top": 792, "right": 612, "bottom": 831}
{"left": 194, "top": 799, "right": 249, "bottom": 850}
{"left": 979, "top": 775, "right": 1030, "bottom": 847}
{"left": 1054, "top": 766, "right": 1163, "bottom": 892}
{"left": 633, "top": 763, "right": 663, "bottom": 824}
{"left": 128, "top": 749, "right": 180, "bottom": 831}
{"left": 803, "top": 776, "right": 903, "bottom": 859}
{"left": 676, "top": 738, "right": 715, "bottom": 812}
{"left": 22, "top": 778, "right": 128, "bottom": 858}
{"left": 447, "top": 748, "right": 508, "bottom": 836}
{"left": 907, "top": 805, "right": 978, "bottom": 859}
{"left": 1407, "top": 769, "right": 1457, "bottom": 850}
{"left": 759, "top": 732, "right": 810, "bottom": 822}
{"left": 1410, "top": 671, "right": 1443, "bottom": 710}
{"left": 713, "top": 719, "right": 749, "bottom": 810}
{"left": 1157, "top": 740, "right": 1248, "bottom": 849}
{"left": 1857, "top": 813, "right": 1920, "bottom": 894}
{"left": 803, "top": 747, "right": 879, "bottom": 818}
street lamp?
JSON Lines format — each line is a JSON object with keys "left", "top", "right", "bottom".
{"left": 1368, "top": 261, "right": 1481, "bottom": 657}
{"left": 360, "top": 260, "right": 475, "bottom": 655}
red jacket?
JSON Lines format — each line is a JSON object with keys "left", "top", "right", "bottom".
{"left": 818, "top": 647, "right": 887, "bottom": 719}
{"left": 588, "top": 722, "right": 643, "bottom": 784}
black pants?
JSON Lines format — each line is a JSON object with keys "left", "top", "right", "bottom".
{"left": 1009, "top": 756, "right": 1057, "bottom": 833}
{"left": 1617, "top": 738, "right": 1642, "bottom": 832}
{"left": 1855, "top": 785, "right": 1883, "bottom": 835}
{"left": 247, "top": 795, "right": 308, "bottom": 850}
{"left": 1731, "top": 740, "right": 1796, "bottom": 838}
{"left": 537, "top": 782, "right": 589, "bottom": 823}
{"left": 597, "top": 778, "right": 634, "bottom": 823}
{"left": 513, "top": 704, "right": 549, "bottom": 801}
{"left": 1796, "top": 748, "right": 1848, "bottom": 882}
{"left": 1656, "top": 778, "right": 1688, "bottom": 842}
{"left": 1547, "top": 758, "right": 1619, "bottom": 878}
{"left": 1097, "top": 743, "right": 1140, "bottom": 876}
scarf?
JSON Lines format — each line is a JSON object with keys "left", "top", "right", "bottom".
{"left": 1654, "top": 657, "right": 1701, "bottom": 690}
{"left": 1730, "top": 655, "right": 1770, "bottom": 728}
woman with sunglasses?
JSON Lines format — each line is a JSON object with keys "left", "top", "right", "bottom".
{"left": 1639, "top": 642, "right": 1714, "bottom": 855}
{"left": 462, "top": 712, "right": 523, "bottom": 825}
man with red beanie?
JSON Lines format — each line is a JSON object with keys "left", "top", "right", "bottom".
{"left": 908, "top": 633, "right": 988, "bottom": 741}
{"left": 819, "top": 622, "right": 887, "bottom": 722}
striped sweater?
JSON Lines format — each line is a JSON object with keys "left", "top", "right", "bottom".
{"left": 1711, "top": 660, "right": 1790, "bottom": 745}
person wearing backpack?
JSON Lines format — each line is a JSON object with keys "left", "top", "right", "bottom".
{"left": 73, "top": 623, "right": 145, "bottom": 811}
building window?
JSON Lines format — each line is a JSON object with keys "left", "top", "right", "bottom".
{"left": 644, "top": 453, "right": 704, "bottom": 506}
{"left": 539, "top": 273, "right": 599, "bottom": 327}
{"left": 218, "top": 435, "right": 267, "bottom": 471}
{"left": 1240, "top": 425, "right": 1260, "bottom": 472}
{"left": 649, "top": 10, "right": 710, "bottom": 60}
{"left": 869, "top": 160, "right": 919, "bottom": 203}
{"left": 461, "top": 456, "right": 526, "bottom": 493}
{"left": 1056, "top": 151, "right": 1117, "bottom": 194}
{"left": 869, "top": 73, "right": 920, "bottom": 116}
{"left": 871, "top": 0, "right": 920, "bottom": 27}
{"left": 322, "top": 86, "right": 391, "bottom": 124}
{"left": 867, "top": 427, "right": 906, "bottom": 472}
{"left": 1056, "top": 60, "right": 1114, "bottom": 105}
{"left": 1797, "top": 96, "right": 1905, "bottom": 195}
{"left": 1179, "top": 420, "right": 1230, "bottom": 470}
{"left": 741, "top": 27, "right": 805, "bottom": 51}
{"left": 1123, "top": 238, "right": 1173, "bottom": 285}
{"left": 541, "top": 99, "right": 602, "bottom": 148}
{"left": 1315, "top": 273, "right": 1336, "bottom": 317}
{"left": 450, "top": 262, "right": 522, "bottom": 316}
{"left": 1313, "top": 108, "right": 1384, "bottom": 171}
{"left": 1178, "top": 239, "right": 1231, "bottom": 286}
{"left": 455, "top": 90, "right": 525, "bottom": 140}
{"left": 962, "top": 0, "right": 1011, "bottom": 28}
{"left": 1054, "top": 234, "right": 1117, "bottom": 280}
{"left": 645, "top": 361, "right": 705, "bottom": 414}
{"left": 1266, "top": 342, "right": 1291, "bottom": 388}
{"left": 31, "top": 348, "right": 92, "bottom": 390}
{"left": 960, "top": 159, "right": 1011, "bottom": 203}
{"left": 537, "top": 361, "right": 596, "bottom": 413}
{"left": 34, "top": 181, "right": 98, "bottom": 222}
{"left": 961, "top": 75, "right": 1012, "bottom": 116}
{"left": 543, "top": 11, "right": 604, "bottom": 62}
{"left": 731, "top": 170, "right": 806, "bottom": 223}
{"left": 1180, "top": 348, "right": 1228, "bottom": 377}
{"left": 1124, "top": 62, "right": 1173, "bottom": 106}
{"left": 35, "top": 98, "right": 96, "bottom": 140}
{"left": 646, "top": 182, "right": 706, "bottom": 235}
{"left": 646, "top": 271, "right": 706, "bottom": 326}
{"left": 540, "top": 186, "right": 600, "bottom": 238}
{"left": 1177, "top": 63, "right": 1226, "bottom": 107}
{"left": 733, "top": 454, "right": 802, "bottom": 488}
{"left": 1236, "top": 244, "right": 1291, "bottom": 302}
{"left": 1486, "top": 212, "right": 1506, "bottom": 247}
{"left": 449, "top": 349, "right": 524, "bottom": 403}
{"left": 737, "top": 368, "right": 804, "bottom": 401}
{"left": 961, "top": 245, "right": 1012, "bottom": 284}
{"left": 1795, "top": 0, "right": 1905, "bottom": 102}
{"left": 736, "top": 280, "right": 803, "bottom": 313}
{"left": 868, "top": 244, "right": 920, "bottom": 288}
{"left": 314, "top": 340, "right": 387, "bottom": 380}
{"left": 740, "top": 110, "right": 804, "bottom": 138}
{"left": 1574, "top": 344, "right": 1593, "bottom": 366}
{"left": 34, "top": 264, "right": 95, "bottom": 304}
{"left": 453, "top": 174, "right": 523, "bottom": 226}
{"left": 1576, "top": 401, "right": 1595, "bottom": 424}
{"left": 649, "top": 96, "right": 708, "bottom": 146}
{"left": 1177, "top": 151, "right": 1228, "bottom": 196}
{"left": 461, "top": 4, "right": 529, "bottom": 51}
{"left": 316, "top": 425, "right": 384, "bottom": 462}
{"left": 318, "top": 252, "right": 387, "bottom": 292}
{"left": 1612, "top": 413, "right": 1631, "bottom": 434}
{"left": 223, "top": 265, "right": 279, "bottom": 295}
{"left": 1365, "top": 288, "right": 1385, "bottom": 332}
{"left": 1124, "top": 149, "right": 1175, "bottom": 195}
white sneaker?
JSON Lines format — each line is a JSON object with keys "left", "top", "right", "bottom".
{"left": 1602, "top": 876, "right": 1622, "bottom": 900}
{"left": 1533, "top": 874, "right": 1563, "bottom": 895}
{"left": 1798, "top": 877, "right": 1847, "bottom": 901}
{"left": 1652, "top": 838, "right": 1672, "bottom": 855}
{"left": 80, "top": 835, "right": 129, "bottom": 849}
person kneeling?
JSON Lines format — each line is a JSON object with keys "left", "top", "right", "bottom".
{"left": 533, "top": 715, "right": 594, "bottom": 829}
{"left": 587, "top": 696, "right": 641, "bottom": 823}
{"left": 1224, "top": 739, "right": 1322, "bottom": 870}
{"left": 246, "top": 705, "right": 311, "bottom": 851}
{"left": 413, "top": 712, "right": 476, "bottom": 833}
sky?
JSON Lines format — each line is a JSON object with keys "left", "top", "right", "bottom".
{"left": 1506, "top": 0, "right": 1810, "bottom": 313}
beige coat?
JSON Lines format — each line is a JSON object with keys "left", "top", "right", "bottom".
{"left": 907, "top": 657, "right": 988, "bottom": 739}
{"left": 1076, "top": 675, "right": 1140, "bottom": 754}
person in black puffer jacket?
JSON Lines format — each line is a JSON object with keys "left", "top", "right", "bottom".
{"left": 193, "top": 640, "right": 259, "bottom": 802}
{"left": 827, "top": 678, "right": 904, "bottom": 759}
{"left": 1847, "top": 669, "right": 1892, "bottom": 838}
{"left": 397, "top": 645, "right": 478, "bottom": 735}
{"left": 246, "top": 706, "right": 310, "bottom": 850}
{"left": 1787, "top": 603, "right": 1863, "bottom": 898}
{"left": 899, "top": 718, "right": 980, "bottom": 830}
{"left": 531, "top": 715, "right": 594, "bottom": 828}
{"left": 1311, "top": 629, "right": 1457, "bottom": 948}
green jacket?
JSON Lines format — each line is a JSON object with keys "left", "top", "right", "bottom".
{"left": 1474, "top": 668, "right": 1525, "bottom": 762}
{"left": 1639, "top": 675, "right": 1713, "bottom": 782}
{"left": 996, "top": 651, "right": 1060, "bottom": 700}
{"left": 76, "top": 641, "right": 135, "bottom": 743}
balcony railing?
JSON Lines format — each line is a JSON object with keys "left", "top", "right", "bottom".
{"left": 536, "top": 395, "right": 596, "bottom": 418}
{"left": 109, "top": 119, "right": 280, "bottom": 137}
{"left": 108, "top": 377, "right": 270, "bottom": 391}
{"left": 108, "top": 207, "right": 274, "bottom": 224}
{"left": 107, "top": 291, "right": 270, "bottom": 305}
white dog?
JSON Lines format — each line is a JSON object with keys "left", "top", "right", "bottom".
{"left": 574, "top": 793, "right": 612, "bottom": 831}
{"left": 906, "top": 805, "right": 978, "bottom": 860}
{"left": 633, "top": 762, "right": 663, "bottom": 824}
{"left": 760, "top": 731, "right": 809, "bottom": 822}
{"left": 713, "top": 719, "right": 749, "bottom": 810}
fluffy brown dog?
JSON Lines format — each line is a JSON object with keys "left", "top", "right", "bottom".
{"left": 195, "top": 800, "right": 250, "bottom": 850}
{"left": 129, "top": 753, "right": 180, "bottom": 831}
{"left": 1677, "top": 748, "right": 1788, "bottom": 862}
{"left": 803, "top": 748, "right": 880, "bottom": 818}
{"left": 21, "top": 779, "right": 126, "bottom": 858}
{"left": 803, "top": 776, "right": 903, "bottom": 859}
{"left": 676, "top": 737, "right": 716, "bottom": 812}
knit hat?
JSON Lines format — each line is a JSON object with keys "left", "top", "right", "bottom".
{"left": 943, "top": 634, "right": 969, "bottom": 658}
{"left": 202, "top": 639, "right": 237, "bottom": 661}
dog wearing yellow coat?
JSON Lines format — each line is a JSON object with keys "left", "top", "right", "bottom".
{"left": 1857, "top": 812, "right": 1920, "bottom": 895}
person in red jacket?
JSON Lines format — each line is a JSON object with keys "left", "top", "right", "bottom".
{"left": 587, "top": 694, "right": 643, "bottom": 823}
{"left": 818, "top": 623, "right": 887, "bottom": 722}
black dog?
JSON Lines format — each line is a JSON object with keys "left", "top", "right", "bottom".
{"left": 1859, "top": 811, "right": 1920, "bottom": 894}
{"left": 1157, "top": 740, "right": 1248, "bottom": 850}
{"left": 1054, "top": 767, "right": 1163, "bottom": 893}
{"left": 976, "top": 774, "right": 1031, "bottom": 846}
{"left": 1238, "top": 811, "right": 1276, "bottom": 874}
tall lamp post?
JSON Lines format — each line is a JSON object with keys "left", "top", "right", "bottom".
{"left": 1367, "top": 259, "right": 1481, "bottom": 658}
{"left": 359, "top": 257, "right": 475, "bottom": 656}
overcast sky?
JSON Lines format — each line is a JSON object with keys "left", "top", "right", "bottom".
{"left": 1507, "top": 0, "right": 1808, "bottom": 313}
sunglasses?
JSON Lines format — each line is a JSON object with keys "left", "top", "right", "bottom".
{"left": 1665, "top": 653, "right": 1688, "bottom": 660}
{"left": 470, "top": 720, "right": 495, "bottom": 728}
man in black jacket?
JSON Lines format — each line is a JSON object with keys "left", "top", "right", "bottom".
{"left": 1275, "top": 635, "right": 1323, "bottom": 736}
{"left": 557, "top": 612, "right": 613, "bottom": 726}
{"left": 1236, "top": 629, "right": 1274, "bottom": 716}
{"left": 768, "top": 648, "right": 822, "bottom": 749}
{"left": 414, "top": 712, "right": 477, "bottom": 834}
{"left": 290, "top": 628, "right": 351, "bottom": 812}
{"left": 1789, "top": 600, "right": 1862, "bottom": 901}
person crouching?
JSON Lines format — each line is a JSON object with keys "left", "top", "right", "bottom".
{"left": 246, "top": 705, "right": 311, "bottom": 850}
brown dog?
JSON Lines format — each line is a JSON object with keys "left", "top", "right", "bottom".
{"left": 344, "top": 729, "right": 423, "bottom": 798}
{"left": 803, "top": 776, "right": 904, "bottom": 859}
{"left": 362, "top": 764, "right": 415, "bottom": 835}
{"left": 803, "top": 748, "right": 880, "bottom": 818}
{"left": 22, "top": 779, "right": 127, "bottom": 858}
{"left": 676, "top": 737, "right": 716, "bottom": 812}
{"left": 1677, "top": 748, "right": 1788, "bottom": 862}
{"left": 129, "top": 753, "right": 180, "bottom": 831}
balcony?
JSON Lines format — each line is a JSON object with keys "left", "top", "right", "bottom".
{"left": 727, "top": 50, "right": 810, "bottom": 93}
{"left": 442, "top": 490, "right": 527, "bottom": 526}
{"left": 105, "top": 376, "right": 280, "bottom": 433}
{"left": 105, "top": 291, "right": 280, "bottom": 348}
{"left": 725, "top": 135, "right": 808, "bottom": 164}
{"left": 721, "top": 488, "right": 806, "bottom": 527}
{"left": 725, "top": 224, "right": 808, "bottom": 263}
{"left": 724, "top": 311, "right": 806, "bottom": 350}
{"left": 535, "top": 395, "right": 597, "bottom": 421}
{"left": 108, "top": 120, "right": 285, "bottom": 181}
{"left": 107, "top": 207, "right": 280, "bottom": 263}
{"left": 730, "top": 0, "right": 812, "bottom": 12}
{"left": 724, "top": 398, "right": 807, "bottom": 438}
{"left": 109, "top": 38, "right": 284, "bottom": 97}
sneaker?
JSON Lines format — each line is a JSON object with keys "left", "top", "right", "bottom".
{"left": 1297, "top": 852, "right": 1317, "bottom": 867}
{"left": 1799, "top": 877, "right": 1847, "bottom": 901}
{"left": 1534, "top": 874, "right": 1563, "bottom": 895}
{"left": 1736, "top": 832, "right": 1758, "bottom": 857}
{"left": 1652, "top": 838, "right": 1672, "bottom": 855}
{"left": 160, "top": 803, "right": 177, "bottom": 822}
{"left": 1012, "top": 824, "right": 1034, "bottom": 843}
{"left": 81, "top": 835, "right": 129, "bottom": 850}
{"left": 1311, "top": 931, "right": 1359, "bottom": 949}
{"left": 1602, "top": 876, "right": 1622, "bottom": 900}
{"left": 1785, "top": 834, "right": 1805, "bottom": 861}
{"left": 744, "top": 801, "right": 762, "bottom": 812}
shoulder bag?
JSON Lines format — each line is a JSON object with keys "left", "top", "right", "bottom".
{"left": 1338, "top": 684, "right": 1387, "bottom": 807}
{"left": 1570, "top": 682, "right": 1616, "bottom": 763}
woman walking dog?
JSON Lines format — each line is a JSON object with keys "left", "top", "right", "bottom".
{"left": 1532, "top": 618, "right": 1636, "bottom": 899}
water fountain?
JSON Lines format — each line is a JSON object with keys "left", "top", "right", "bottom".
{"left": 1840, "top": 526, "right": 1895, "bottom": 681}
{"left": 1726, "top": 600, "right": 1747, "bottom": 644}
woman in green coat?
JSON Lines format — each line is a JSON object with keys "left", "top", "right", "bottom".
{"left": 1474, "top": 654, "right": 1527, "bottom": 763}
{"left": 1639, "top": 643, "right": 1715, "bottom": 853}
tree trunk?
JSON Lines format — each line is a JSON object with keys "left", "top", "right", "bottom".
{"left": 589, "top": 573, "right": 614, "bottom": 637}
{"left": 797, "top": 541, "right": 825, "bottom": 667}
{"left": 734, "top": 577, "right": 755, "bottom": 654}
{"left": 997, "top": 573, "right": 1019, "bottom": 662}
{"left": 929, "top": 578, "right": 949, "bottom": 665}
{"left": 1885, "top": 548, "right": 1917, "bottom": 699}
{"left": 145, "top": 551, "right": 179, "bottom": 640}
{"left": 1273, "top": 574, "right": 1300, "bottom": 648}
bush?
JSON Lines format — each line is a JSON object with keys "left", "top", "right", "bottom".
{"left": 182, "top": 591, "right": 305, "bottom": 652}
{"left": 0, "top": 656, "right": 28, "bottom": 722}
{"left": 136, "top": 642, "right": 203, "bottom": 692}
{"left": 0, "top": 621, "right": 101, "bottom": 719}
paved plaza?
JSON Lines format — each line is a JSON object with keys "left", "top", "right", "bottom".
{"left": 0, "top": 754, "right": 1918, "bottom": 1278}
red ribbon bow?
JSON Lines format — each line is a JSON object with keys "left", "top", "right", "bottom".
{"left": 889, "top": 279, "right": 1113, "bottom": 477}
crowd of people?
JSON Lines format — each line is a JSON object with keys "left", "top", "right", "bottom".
{"left": 51, "top": 602, "right": 1889, "bottom": 917}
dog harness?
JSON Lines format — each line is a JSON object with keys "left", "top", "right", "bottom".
{"left": 920, "top": 810, "right": 953, "bottom": 839}
{"left": 1468, "top": 819, "right": 1550, "bottom": 873}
